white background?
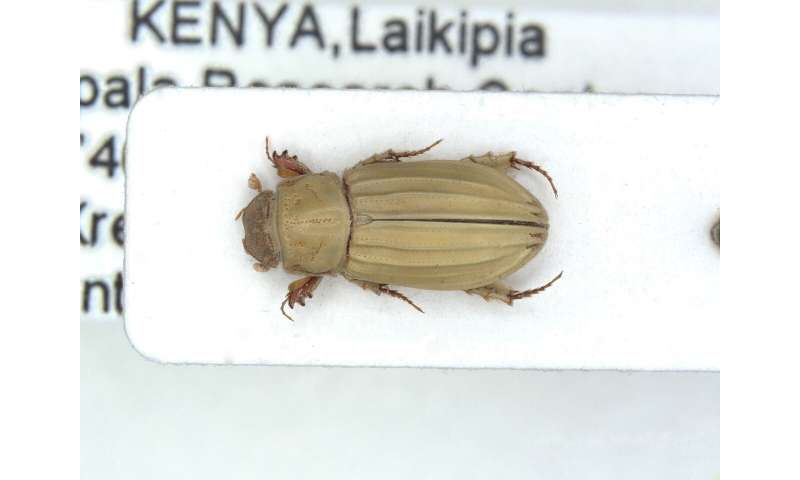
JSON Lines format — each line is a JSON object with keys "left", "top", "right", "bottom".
{"left": 79, "top": 1, "right": 720, "bottom": 478}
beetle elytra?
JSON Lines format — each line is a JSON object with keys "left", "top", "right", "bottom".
{"left": 238, "top": 138, "right": 561, "bottom": 319}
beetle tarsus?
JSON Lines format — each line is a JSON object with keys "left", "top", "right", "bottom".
{"left": 377, "top": 284, "right": 425, "bottom": 313}
{"left": 266, "top": 137, "right": 312, "bottom": 177}
{"left": 463, "top": 152, "right": 558, "bottom": 199}
{"left": 349, "top": 279, "right": 424, "bottom": 313}
{"left": 511, "top": 156, "right": 559, "bottom": 199}
{"left": 280, "top": 276, "right": 322, "bottom": 321}
{"left": 280, "top": 298, "right": 294, "bottom": 321}
{"left": 391, "top": 139, "right": 443, "bottom": 160}
{"left": 467, "top": 271, "right": 562, "bottom": 305}
{"left": 357, "top": 139, "right": 443, "bottom": 166}
{"left": 508, "top": 271, "right": 563, "bottom": 302}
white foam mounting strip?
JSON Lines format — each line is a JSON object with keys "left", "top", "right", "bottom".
{"left": 125, "top": 88, "right": 719, "bottom": 369}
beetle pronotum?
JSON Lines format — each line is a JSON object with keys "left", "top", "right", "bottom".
{"left": 237, "top": 138, "right": 561, "bottom": 319}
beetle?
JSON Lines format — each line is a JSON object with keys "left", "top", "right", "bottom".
{"left": 237, "top": 138, "right": 562, "bottom": 319}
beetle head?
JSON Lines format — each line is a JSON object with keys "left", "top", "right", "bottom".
{"left": 241, "top": 190, "right": 280, "bottom": 270}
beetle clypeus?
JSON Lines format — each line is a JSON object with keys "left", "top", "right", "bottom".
{"left": 238, "top": 138, "right": 562, "bottom": 320}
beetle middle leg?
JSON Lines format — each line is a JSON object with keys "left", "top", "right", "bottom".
{"left": 465, "top": 271, "right": 562, "bottom": 306}
{"left": 462, "top": 152, "right": 558, "bottom": 198}
{"left": 348, "top": 279, "right": 424, "bottom": 313}
{"left": 356, "top": 139, "right": 443, "bottom": 167}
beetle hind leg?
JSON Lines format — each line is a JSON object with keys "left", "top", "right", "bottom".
{"left": 348, "top": 279, "right": 424, "bottom": 313}
{"left": 466, "top": 272, "right": 562, "bottom": 306}
{"left": 465, "top": 281, "right": 516, "bottom": 306}
{"left": 462, "top": 152, "right": 558, "bottom": 198}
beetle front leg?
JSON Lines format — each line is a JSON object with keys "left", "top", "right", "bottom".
{"left": 356, "top": 139, "right": 443, "bottom": 167}
{"left": 348, "top": 279, "right": 424, "bottom": 313}
{"left": 462, "top": 152, "right": 558, "bottom": 198}
{"left": 280, "top": 275, "right": 322, "bottom": 321}
{"left": 465, "top": 272, "right": 562, "bottom": 306}
{"left": 266, "top": 137, "right": 313, "bottom": 178}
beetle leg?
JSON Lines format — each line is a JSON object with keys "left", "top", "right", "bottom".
{"left": 266, "top": 137, "right": 313, "bottom": 178}
{"left": 462, "top": 152, "right": 558, "bottom": 198}
{"left": 280, "top": 275, "right": 322, "bottom": 321}
{"left": 461, "top": 151, "right": 516, "bottom": 171}
{"left": 466, "top": 271, "right": 562, "bottom": 306}
{"left": 348, "top": 279, "right": 424, "bottom": 313}
{"left": 356, "top": 139, "right": 443, "bottom": 167}
{"left": 465, "top": 281, "right": 516, "bottom": 305}
{"left": 509, "top": 156, "right": 558, "bottom": 199}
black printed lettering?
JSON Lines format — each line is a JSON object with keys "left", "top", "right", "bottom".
{"left": 80, "top": 75, "right": 98, "bottom": 107}
{"left": 87, "top": 135, "right": 121, "bottom": 178}
{"left": 519, "top": 24, "right": 545, "bottom": 57}
{"left": 428, "top": 11, "right": 452, "bottom": 54}
{"left": 171, "top": 0, "right": 202, "bottom": 45}
{"left": 253, "top": 2, "right": 288, "bottom": 47}
{"left": 211, "top": 1, "right": 245, "bottom": 47}
{"left": 290, "top": 4, "right": 324, "bottom": 48}
{"left": 471, "top": 23, "right": 499, "bottom": 67}
{"left": 131, "top": 0, "right": 166, "bottom": 43}
{"left": 204, "top": 67, "right": 237, "bottom": 86}
{"left": 382, "top": 19, "right": 407, "bottom": 52}
{"left": 351, "top": 7, "right": 375, "bottom": 52}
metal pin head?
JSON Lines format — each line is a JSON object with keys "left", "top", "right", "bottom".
{"left": 711, "top": 219, "right": 720, "bottom": 247}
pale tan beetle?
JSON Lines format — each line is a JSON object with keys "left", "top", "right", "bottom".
{"left": 237, "top": 139, "right": 561, "bottom": 319}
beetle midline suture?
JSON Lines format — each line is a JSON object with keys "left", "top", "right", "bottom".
{"left": 368, "top": 218, "right": 548, "bottom": 228}
{"left": 239, "top": 138, "right": 562, "bottom": 320}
